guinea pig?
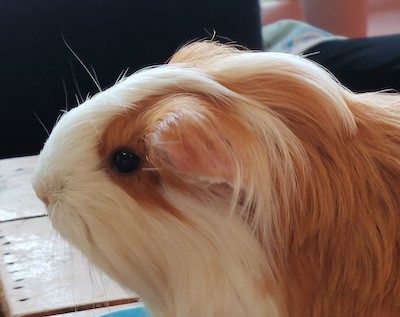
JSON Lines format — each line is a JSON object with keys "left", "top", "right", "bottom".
{"left": 32, "top": 41, "right": 400, "bottom": 317}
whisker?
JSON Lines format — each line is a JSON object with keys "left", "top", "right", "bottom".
{"left": 56, "top": 112, "right": 65, "bottom": 125}
{"left": 62, "top": 34, "right": 102, "bottom": 92}
{"left": 115, "top": 70, "right": 123, "bottom": 84}
{"left": 74, "top": 93, "right": 82, "bottom": 106}
{"left": 90, "top": 65, "right": 101, "bottom": 90}
{"left": 69, "top": 60, "right": 84, "bottom": 104}
{"left": 301, "top": 50, "right": 321, "bottom": 59}
{"left": 203, "top": 28, "right": 217, "bottom": 42}
{"left": 87, "top": 264, "right": 113, "bottom": 311}
{"left": 115, "top": 68, "right": 130, "bottom": 84}
{"left": 33, "top": 111, "right": 50, "bottom": 137}
{"left": 61, "top": 76, "right": 69, "bottom": 111}
{"left": 122, "top": 68, "right": 130, "bottom": 80}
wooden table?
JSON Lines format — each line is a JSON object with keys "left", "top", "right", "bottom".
{"left": 0, "top": 156, "right": 139, "bottom": 317}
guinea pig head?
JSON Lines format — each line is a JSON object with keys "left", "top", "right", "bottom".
{"left": 32, "top": 44, "right": 287, "bottom": 317}
{"left": 32, "top": 40, "right": 360, "bottom": 317}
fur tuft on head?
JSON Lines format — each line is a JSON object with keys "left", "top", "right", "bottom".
{"left": 33, "top": 41, "right": 400, "bottom": 317}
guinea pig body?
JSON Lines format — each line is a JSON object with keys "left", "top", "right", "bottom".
{"left": 33, "top": 42, "right": 400, "bottom": 317}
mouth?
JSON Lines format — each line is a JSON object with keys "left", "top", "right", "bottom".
{"left": 32, "top": 181, "right": 50, "bottom": 207}
{"left": 46, "top": 203, "right": 56, "bottom": 219}
{"left": 79, "top": 215, "right": 96, "bottom": 246}
{"left": 47, "top": 203, "right": 98, "bottom": 254}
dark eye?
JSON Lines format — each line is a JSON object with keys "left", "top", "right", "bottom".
{"left": 111, "top": 149, "right": 141, "bottom": 174}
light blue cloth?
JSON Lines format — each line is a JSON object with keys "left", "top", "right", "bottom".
{"left": 262, "top": 19, "right": 345, "bottom": 54}
{"left": 99, "top": 305, "right": 151, "bottom": 317}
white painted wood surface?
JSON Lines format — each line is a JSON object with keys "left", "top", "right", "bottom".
{"left": 0, "top": 156, "right": 46, "bottom": 222}
{"left": 0, "top": 156, "right": 137, "bottom": 317}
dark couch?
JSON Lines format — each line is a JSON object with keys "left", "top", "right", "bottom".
{"left": 0, "top": 0, "right": 262, "bottom": 158}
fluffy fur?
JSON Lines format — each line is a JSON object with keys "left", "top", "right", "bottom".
{"left": 32, "top": 42, "right": 400, "bottom": 317}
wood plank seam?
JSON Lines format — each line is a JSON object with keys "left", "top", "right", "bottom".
{"left": 0, "top": 216, "right": 136, "bottom": 317}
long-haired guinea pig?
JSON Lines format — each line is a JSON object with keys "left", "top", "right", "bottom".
{"left": 32, "top": 41, "right": 400, "bottom": 317}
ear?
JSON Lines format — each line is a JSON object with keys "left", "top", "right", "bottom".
{"left": 148, "top": 97, "right": 234, "bottom": 186}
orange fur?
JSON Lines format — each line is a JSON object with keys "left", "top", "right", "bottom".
{"left": 169, "top": 42, "right": 400, "bottom": 316}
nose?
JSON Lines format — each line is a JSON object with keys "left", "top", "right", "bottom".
{"left": 39, "top": 192, "right": 50, "bottom": 207}
{"left": 32, "top": 181, "right": 49, "bottom": 207}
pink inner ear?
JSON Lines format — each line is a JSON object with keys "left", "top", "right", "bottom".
{"left": 151, "top": 111, "right": 234, "bottom": 184}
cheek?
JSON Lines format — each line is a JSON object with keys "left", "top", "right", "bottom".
{"left": 47, "top": 178, "right": 143, "bottom": 254}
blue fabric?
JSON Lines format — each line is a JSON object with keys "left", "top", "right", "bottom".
{"left": 99, "top": 305, "right": 151, "bottom": 317}
{"left": 262, "top": 19, "right": 344, "bottom": 54}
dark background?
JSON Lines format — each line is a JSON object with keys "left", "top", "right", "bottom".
{"left": 0, "top": 0, "right": 262, "bottom": 158}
